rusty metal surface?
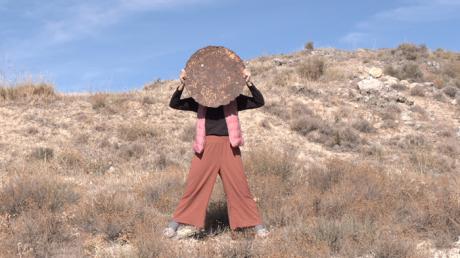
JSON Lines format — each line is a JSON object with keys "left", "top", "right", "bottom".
{"left": 184, "top": 46, "right": 246, "bottom": 108}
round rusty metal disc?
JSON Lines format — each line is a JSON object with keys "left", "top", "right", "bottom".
{"left": 184, "top": 46, "right": 246, "bottom": 107}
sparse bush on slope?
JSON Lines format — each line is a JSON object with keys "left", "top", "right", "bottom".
{"left": 0, "top": 83, "right": 55, "bottom": 101}
{"left": 385, "top": 62, "right": 424, "bottom": 81}
{"left": 392, "top": 43, "right": 429, "bottom": 61}
{"left": 297, "top": 57, "right": 325, "bottom": 81}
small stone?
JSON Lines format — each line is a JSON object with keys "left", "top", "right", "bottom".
{"left": 408, "top": 83, "right": 420, "bottom": 89}
{"left": 423, "top": 82, "right": 434, "bottom": 87}
{"left": 369, "top": 67, "right": 383, "bottom": 78}
{"left": 273, "top": 58, "right": 285, "bottom": 66}
{"left": 107, "top": 166, "right": 115, "bottom": 173}
{"left": 401, "top": 111, "right": 412, "bottom": 121}
{"left": 358, "top": 78, "right": 384, "bottom": 93}
{"left": 400, "top": 80, "right": 410, "bottom": 86}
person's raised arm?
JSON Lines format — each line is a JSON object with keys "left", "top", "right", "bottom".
{"left": 168, "top": 69, "right": 198, "bottom": 112}
{"left": 236, "top": 69, "right": 265, "bottom": 111}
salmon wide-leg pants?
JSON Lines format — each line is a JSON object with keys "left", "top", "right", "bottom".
{"left": 172, "top": 135, "right": 263, "bottom": 230}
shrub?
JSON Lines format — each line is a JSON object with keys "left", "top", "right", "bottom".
{"left": 330, "top": 126, "right": 362, "bottom": 149}
{"left": 392, "top": 43, "right": 428, "bottom": 60}
{"left": 118, "top": 122, "right": 157, "bottom": 141}
{"left": 0, "top": 173, "right": 79, "bottom": 215}
{"left": 454, "top": 78, "right": 460, "bottom": 89}
{"left": 89, "top": 93, "right": 109, "bottom": 110}
{"left": 75, "top": 191, "right": 144, "bottom": 241}
{"left": 290, "top": 115, "right": 326, "bottom": 136}
{"left": 143, "top": 78, "right": 163, "bottom": 91}
{"left": 379, "top": 103, "right": 401, "bottom": 121}
{"left": 391, "top": 83, "right": 407, "bottom": 91}
{"left": 410, "top": 105, "right": 427, "bottom": 118}
{"left": 297, "top": 57, "right": 325, "bottom": 81}
{"left": 372, "top": 235, "right": 416, "bottom": 258}
{"left": 434, "top": 92, "right": 447, "bottom": 102}
{"left": 305, "top": 41, "right": 314, "bottom": 51}
{"left": 384, "top": 65, "right": 398, "bottom": 78}
{"left": 0, "top": 83, "right": 55, "bottom": 101}
{"left": 5, "top": 210, "right": 78, "bottom": 258}
{"left": 443, "top": 86, "right": 458, "bottom": 98}
{"left": 273, "top": 69, "right": 296, "bottom": 87}
{"left": 262, "top": 100, "right": 291, "bottom": 121}
{"left": 244, "top": 145, "right": 298, "bottom": 183}
{"left": 133, "top": 227, "right": 171, "bottom": 258}
{"left": 138, "top": 177, "right": 182, "bottom": 213}
{"left": 30, "top": 147, "right": 54, "bottom": 161}
{"left": 442, "top": 61, "right": 460, "bottom": 79}
{"left": 141, "top": 96, "right": 155, "bottom": 105}
{"left": 58, "top": 149, "right": 84, "bottom": 169}
{"left": 385, "top": 62, "right": 423, "bottom": 81}
{"left": 352, "top": 119, "right": 375, "bottom": 133}
{"left": 118, "top": 143, "right": 146, "bottom": 160}
{"left": 410, "top": 85, "right": 425, "bottom": 97}
{"left": 401, "top": 62, "right": 424, "bottom": 81}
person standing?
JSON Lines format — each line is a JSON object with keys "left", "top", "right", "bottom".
{"left": 163, "top": 68, "right": 269, "bottom": 239}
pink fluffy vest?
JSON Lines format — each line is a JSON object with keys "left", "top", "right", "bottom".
{"left": 193, "top": 99, "right": 244, "bottom": 154}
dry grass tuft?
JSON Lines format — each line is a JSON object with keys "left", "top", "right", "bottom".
{"left": 75, "top": 190, "right": 144, "bottom": 241}
{"left": 0, "top": 83, "right": 55, "bottom": 101}
{"left": 297, "top": 57, "right": 326, "bottom": 81}
{"left": 30, "top": 147, "right": 54, "bottom": 161}
{"left": 410, "top": 85, "right": 426, "bottom": 97}
{"left": 0, "top": 172, "right": 79, "bottom": 216}
{"left": 385, "top": 62, "right": 424, "bottom": 81}
{"left": 118, "top": 122, "right": 157, "bottom": 141}
{"left": 392, "top": 43, "right": 428, "bottom": 61}
{"left": 442, "top": 86, "right": 458, "bottom": 98}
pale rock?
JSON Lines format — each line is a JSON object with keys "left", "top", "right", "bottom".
{"left": 400, "top": 80, "right": 410, "bottom": 86}
{"left": 382, "top": 75, "right": 399, "bottom": 82}
{"left": 273, "top": 58, "right": 285, "bottom": 66}
{"left": 108, "top": 166, "right": 115, "bottom": 173}
{"left": 369, "top": 67, "right": 383, "bottom": 78}
{"left": 426, "top": 60, "right": 441, "bottom": 70}
{"left": 401, "top": 111, "right": 412, "bottom": 121}
{"left": 382, "top": 75, "right": 399, "bottom": 87}
{"left": 423, "top": 82, "right": 434, "bottom": 87}
{"left": 409, "top": 82, "right": 420, "bottom": 89}
{"left": 358, "top": 75, "right": 367, "bottom": 80}
{"left": 357, "top": 78, "right": 384, "bottom": 93}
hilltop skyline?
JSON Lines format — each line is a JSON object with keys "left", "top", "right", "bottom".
{"left": 1, "top": 0, "right": 459, "bottom": 92}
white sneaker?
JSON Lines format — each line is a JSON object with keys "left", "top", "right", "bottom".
{"left": 255, "top": 227, "right": 270, "bottom": 238}
{"left": 162, "top": 227, "right": 176, "bottom": 238}
{"left": 175, "top": 225, "right": 200, "bottom": 239}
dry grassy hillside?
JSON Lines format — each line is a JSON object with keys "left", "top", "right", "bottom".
{"left": 0, "top": 44, "right": 460, "bottom": 257}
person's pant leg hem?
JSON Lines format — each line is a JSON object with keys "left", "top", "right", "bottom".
{"left": 171, "top": 217, "right": 205, "bottom": 230}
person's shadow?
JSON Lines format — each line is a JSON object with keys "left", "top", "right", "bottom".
{"left": 193, "top": 200, "right": 229, "bottom": 239}
{"left": 195, "top": 200, "right": 255, "bottom": 240}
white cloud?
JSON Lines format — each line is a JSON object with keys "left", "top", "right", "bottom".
{"left": 0, "top": 0, "right": 214, "bottom": 85}
{"left": 340, "top": 0, "right": 460, "bottom": 48}
{"left": 39, "top": 0, "right": 213, "bottom": 44}
{"left": 373, "top": 1, "right": 460, "bottom": 23}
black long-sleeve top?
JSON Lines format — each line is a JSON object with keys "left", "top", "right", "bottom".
{"left": 169, "top": 84, "right": 265, "bottom": 136}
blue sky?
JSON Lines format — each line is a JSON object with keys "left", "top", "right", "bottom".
{"left": 1, "top": 0, "right": 459, "bottom": 92}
